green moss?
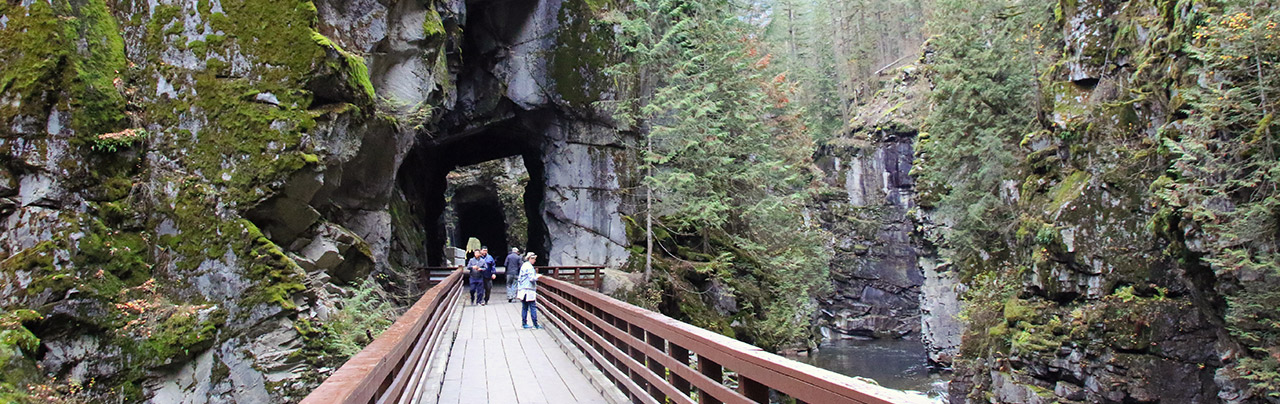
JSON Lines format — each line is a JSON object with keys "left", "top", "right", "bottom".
{"left": 312, "top": 32, "right": 376, "bottom": 101}
{"left": 423, "top": 7, "right": 446, "bottom": 42}
{"left": 551, "top": 1, "right": 616, "bottom": 108}
{"left": 188, "top": 40, "right": 208, "bottom": 55}
{"left": 139, "top": 306, "right": 226, "bottom": 366}
{"left": 0, "top": 0, "right": 127, "bottom": 136}
{"left": 68, "top": 0, "right": 129, "bottom": 138}
{"left": 76, "top": 219, "right": 152, "bottom": 290}
{"left": 1003, "top": 297, "right": 1036, "bottom": 323}
{"left": 0, "top": 310, "right": 42, "bottom": 402}
{"left": 1045, "top": 170, "right": 1090, "bottom": 214}
{"left": 0, "top": 241, "right": 74, "bottom": 297}
{"left": 240, "top": 220, "right": 306, "bottom": 310}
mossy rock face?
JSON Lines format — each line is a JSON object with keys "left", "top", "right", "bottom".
{"left": 0, "top": 0, "right": 408, "bottom": 398}
{"left": 0, "top": 0, "right": 128, "bottom": 139}
{"left": 550, "top": 0, "right": 617, "bottom": 110}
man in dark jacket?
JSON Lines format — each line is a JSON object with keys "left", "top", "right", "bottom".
{"left": 480, "top": 247, "right": 496, "bottom": 304}
{"left": 467, "top": 250, "right": 487, "bottom": 305}
{"left": 504, "top": 248, "right": 523, "bottom": 302}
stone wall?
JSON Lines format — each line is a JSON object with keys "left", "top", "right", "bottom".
{"left": 0, "top": 0, "right": 611, "bottom": 401}
{"left": 812, "top": 68, "right": 932, "bottom": 344}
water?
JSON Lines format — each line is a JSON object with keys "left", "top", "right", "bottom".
{"left": 783, "top": 337, "right": 949, "bottom": 401}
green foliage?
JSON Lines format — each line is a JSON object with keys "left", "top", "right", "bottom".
{"left": 295, "top": 281, "right": 400, "bottom": 369}
{"left": 91, "top": 129, "right": 149, "bottom": 153}
{"left": 761, "top": 0, "right": 929, "bottom": 140}
{"left": 603, "top": 0, "right": 831, "bottom": 350}
{"left": 914, "top": 0, "right": 1051, "bottom": 276}
{"left": 1154, "top": 0, "right": 1280, "bottom": 396}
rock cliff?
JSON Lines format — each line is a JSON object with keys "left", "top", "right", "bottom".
{"left": 908, "top": 1, "right": 1273, "bottom": 402}
{"left": 813, "top": 69, "right": 927, "bottom": 342}
{"left": 0, "top": 0, "right": 634, "bottom": 401}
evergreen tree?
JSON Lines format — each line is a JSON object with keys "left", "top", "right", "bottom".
{"left": 915, "top": 0, "right": 1047, "bottom": 266}
{"left": 602, "top": 0, "right": 832, "bottom": 350}
{"left": 1160, "top": 0, "right": 1280, "bottom": 395}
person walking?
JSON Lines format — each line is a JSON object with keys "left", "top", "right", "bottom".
{"left": 480, "top": 247, "right": 496, "bottom": 304}
{"left": 467, "top": 250, "right": 487, "bottom": 305}
{"left": 516, "top": 252, "right": 542, "bottom": 329}
{"left": 504, "top": 248, "right": 522, "bottom": 302}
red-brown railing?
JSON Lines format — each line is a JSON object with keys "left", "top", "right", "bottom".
{"left": 301, "top": 268, "right": 465, "bottom": 404}
{"left": 537, "top": 276, "right": 925, "bottom": 404}
{"left": 421, "top": 265, "right": 605, "bottom": 291}
{"left": 540, "top": 265, "right": 605, "bottom": 290}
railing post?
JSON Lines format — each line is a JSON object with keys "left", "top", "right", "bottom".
{"left": 699, "top": 356, "right": 723, "bottom": 404}
{"left": 627, "top": 324, "right": 650, "bottom": 401}
{"left": 669, "top": 343, "right": 692, "bottom": 396}
{"left": 739, "top": 376, "right": 769, "bottom": 403}
{"left": 646, "top": 332, "right": 668, "bottom": 402}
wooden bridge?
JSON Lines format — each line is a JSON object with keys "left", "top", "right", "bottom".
{"left": 301, "top": 267, "right": 927, "bottom": 404}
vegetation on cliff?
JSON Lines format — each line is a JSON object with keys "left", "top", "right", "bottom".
{"left": 603, "top": 0, "right": 832, "bottom": 350}
{"left": 1161, "top": 0, "right": 1280, "bottom": 395}
{"left": 912, "top": 0, "right": 1280, "bottom": 401}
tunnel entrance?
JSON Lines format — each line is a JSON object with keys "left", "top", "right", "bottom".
{"left": 453, "top": 185, "right": 509, "bottom": 257}
{"left": 395, "top": 119, "right": 551, "bottom": 267}
{"left": 441, "top": 155, "right": 533, "bottom": 260}
{"left": 390, "top": 0, "right": 557, "bottom": 268}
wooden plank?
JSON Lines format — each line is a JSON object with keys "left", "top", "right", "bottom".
{"left": 516, "top": 320, "right": 580, "bottom": 402}
{"left": 501, "top": 332, "right": 548, "bottom": 403}
{"left": 530, "top": 324, "right": 604, "bottom": 398}
{"left": 436, "top": 335, "right": 467, "bottom": 404}
{"left": 484, "top": 304, "right": 519, "bottom": 404}
{"left": 457, "top": 308, "right": 488, "bottom": 404}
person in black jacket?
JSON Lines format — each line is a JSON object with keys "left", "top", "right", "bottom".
{"left": 504, "top": 248, "right": 523, "bottom": 302}
{"left": 480, "top": 247, "right": 496, "bottom": 304}
{"left": 466, "top": 250, "right": 487, "bottom": 305}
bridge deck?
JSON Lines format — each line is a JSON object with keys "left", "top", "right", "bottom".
{"left": 427, "top": 289, "right": 614, "bottom": 404}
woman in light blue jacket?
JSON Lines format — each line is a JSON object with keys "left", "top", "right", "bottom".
{"left": 516, "top": 252, "right": 541, "bottom": 329}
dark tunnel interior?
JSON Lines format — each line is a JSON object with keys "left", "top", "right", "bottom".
{"left": 392, "top": 0, "right": 555, "bottom": 267}
{"left": 397, "top": 118, "right": 551, "bottom": 267}
{"left": 452, "top": 185, "right": 509, "bottom": 258}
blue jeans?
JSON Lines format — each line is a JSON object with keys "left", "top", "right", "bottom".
{"left": 506, "top": 275, "right": 518, "bottom": 300}
{"left": 521, "top": 300, "right": 538, "bottom": 327}
{"left": 470, "top": 280, "right": 485, "bottom": 304}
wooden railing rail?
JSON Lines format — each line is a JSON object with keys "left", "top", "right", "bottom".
{"left": 540, "top": 265, "right": 605, "bottom": 291}
{"left": 420, "top": 265, "right": 605, "bottom": 291}
{"left": 301, "top": 268, "right": 465, "bottom": 404}
{"left": 537, "top": 276, "right": 926, "bottom": 404}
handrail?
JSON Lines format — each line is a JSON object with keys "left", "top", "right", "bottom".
{"left": 539, "top": 265, "right": 605, "bottom": 291}
{"left": 537, "top": 276, "right": 927, "bottom": 404}
{"left": 420, "top": 265, "right": 606, "bottom": 291}
{"left": 302, "top": 268, "right": 466, "bottom": 404}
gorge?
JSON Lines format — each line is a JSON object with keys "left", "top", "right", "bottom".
{"left": 1, "top": 0, "right": 1278, "bottom": 403}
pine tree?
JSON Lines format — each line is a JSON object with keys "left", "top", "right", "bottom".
{"left": 914, "top": 0, "right": 1046, "bottom": 264}
{"left": 1160, "top": 0, "right": 1280, "bottom": 395}
{"left": 602, "top": 0, "right": 832, "bottom": 350}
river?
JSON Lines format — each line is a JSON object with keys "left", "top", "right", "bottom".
{"left": 783, "top": 337, "right": 949, "bottom": 402}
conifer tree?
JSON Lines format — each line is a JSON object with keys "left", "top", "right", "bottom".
{"left": 602, "top": 0, "right": 832, "bottom": 349}
{"left": 1160, "top": 0, "right": 1280, "bottom": 395}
